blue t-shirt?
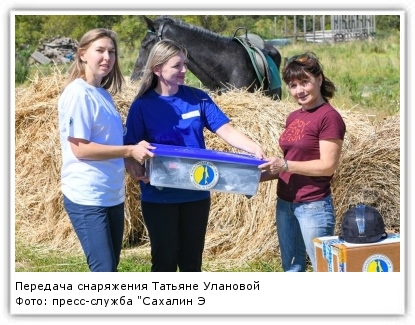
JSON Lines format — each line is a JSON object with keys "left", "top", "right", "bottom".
{"left": 124, "top": 85, "right": 230, "bottom": 203}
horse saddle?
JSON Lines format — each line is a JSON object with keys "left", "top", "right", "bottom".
{"left": 233, "top": 28, "right": 281, "bottom": 91}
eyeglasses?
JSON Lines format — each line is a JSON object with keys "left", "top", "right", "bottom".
{"left": 285, "top": 53, "right": 311, "bottom": 66}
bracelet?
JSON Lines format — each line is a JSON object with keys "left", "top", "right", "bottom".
{"left": 281, "top": 158, "right": 288, "bottom": 172}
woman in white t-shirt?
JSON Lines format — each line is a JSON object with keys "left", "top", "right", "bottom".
{"left": 58, "top": 28, "right": 154, "bottom": 272}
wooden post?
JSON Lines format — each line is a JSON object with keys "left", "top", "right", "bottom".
{"left": 294, "top": 15, "right": 297, "bottom": 43}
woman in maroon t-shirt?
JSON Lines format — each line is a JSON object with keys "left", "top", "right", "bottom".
{"left": 259, "top": 52, "right": 346, "bottom": 272}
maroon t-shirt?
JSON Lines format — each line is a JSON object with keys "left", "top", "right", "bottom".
{"left": 277, "top": 103, "right": 346, "bottom": 202}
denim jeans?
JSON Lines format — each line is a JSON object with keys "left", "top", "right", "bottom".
{"left": 63, "top": 195, "right": 125, "bottom": 272}
{"left": 276, "top": 195, "right": 335, "bottom": 272}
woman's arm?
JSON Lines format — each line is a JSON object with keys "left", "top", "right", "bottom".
{"left": 69, "top": 138, "right": 155, "bottom": 164}
{"left": 215, "top": 123, "right": 265, "bottom": 159}
{"left": 258, "top": 139, "right": 343, "bottom": 177}
{"left": 285, "top": 139, "right": 343, "bottom": 176}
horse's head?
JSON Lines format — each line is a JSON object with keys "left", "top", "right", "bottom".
{"left": 130, "top": 16, "right": 282, "bottom": 99}
{"left": 130, "top": 16, "right": 157, "bottom": 82}
{"left": 130, "top": 16, "right": 174, "bottom": 82}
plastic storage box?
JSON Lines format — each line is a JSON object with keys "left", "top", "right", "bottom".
{"left": 313, "top": 233, "right": 400, "bottom": 272}
{"left": 145, "top": 143, "right": 264, "bottom": 195}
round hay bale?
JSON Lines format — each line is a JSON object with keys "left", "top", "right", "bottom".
{"left": 14, "top": 71, "right": 400, "bottom": 264}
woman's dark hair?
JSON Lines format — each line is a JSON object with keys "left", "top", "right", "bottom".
{"left": 282, "top": 51, "right": 335, "bottom": 102}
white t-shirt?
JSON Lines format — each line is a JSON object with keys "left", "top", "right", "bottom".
{"left": 58, "top": 78, "right": 125, "bottom": 206}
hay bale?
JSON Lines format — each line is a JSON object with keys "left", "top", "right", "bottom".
{"left": 14, "top": 71, "right": 400, "bottom": 264}
{"left": 332, "top": 114, "right": 400, "bottom": 233}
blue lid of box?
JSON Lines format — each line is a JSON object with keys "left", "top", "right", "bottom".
{"left": 150, "top": 143, "right": 264, "bottom": 166}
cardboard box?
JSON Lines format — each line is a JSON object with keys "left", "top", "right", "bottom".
{"left": 314, "top": 233, "right": 400, "bottom": 272}
{"left": 146, "top": 143, "right": 263, "bottom": 196}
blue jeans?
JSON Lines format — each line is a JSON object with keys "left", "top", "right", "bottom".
{"left": 63, "top": 195, "right": 125, "bottom": 272}
{"left": 276, "top": 195, "right": 335, "bottom": 272}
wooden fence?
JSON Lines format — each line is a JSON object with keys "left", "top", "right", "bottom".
{"left": 279, "top": 15, "right": 376, "bottom": 44}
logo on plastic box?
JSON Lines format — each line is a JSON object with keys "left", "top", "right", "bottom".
{"left": 190, "top": 161, "right": 219, "bottom": 190}
{"left": 362, "top": 254, "right": 393, "bottom": 272}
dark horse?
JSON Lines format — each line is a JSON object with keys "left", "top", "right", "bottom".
{"left": 131, "top": 16, "right": 282, "bottom": 100}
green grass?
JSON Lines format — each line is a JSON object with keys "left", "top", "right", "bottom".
{"left": 277, "top": 33, "right": 400, "bottom": 117}
{"left": 14, "top": 239, "right": 290, "bottom": 272}
{"left": 15, "top": 240, "right": 90, "bottom": 272}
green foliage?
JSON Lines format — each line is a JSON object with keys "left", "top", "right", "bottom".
{"left": 112, "top": 16, "right": 146, "bottom": 52}
{"left": 229, "top": 16, "right": 255, "bottom": 31}
{"left": 180, "top": 15, "right": 229, "bottom": 33}
{"left": 14, "top": 49, "right": 31, "bottom": 84}
{"left": 120, "top": 52, "right": 138, "bottom": 77}
{"left": 40, "top": 16, "right": 82, "bottom": 40}
{"left": 376, "top": 15, "right": 400, "bottom": 31}
{"left": 14, "top": 15, "right": 44, "bottom": 49}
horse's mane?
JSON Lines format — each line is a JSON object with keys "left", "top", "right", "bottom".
{"left": 154, "top": 16, "right": 230, "bottom": 44}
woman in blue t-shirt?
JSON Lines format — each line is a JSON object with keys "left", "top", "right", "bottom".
{"left": 124, "top": 39, "right": 266, "bottom": 272}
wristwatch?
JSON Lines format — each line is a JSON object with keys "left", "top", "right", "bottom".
{"left": 281, "top": 158, "right": 288, "bottom": 172}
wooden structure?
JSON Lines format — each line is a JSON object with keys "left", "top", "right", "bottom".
{"left": 30, "top": 36, "right": 77, "bottom": 64}
{"left": 280, "top": 15, "right": 376, "bottom": 44}
{"left": 29, "top": 51, "right": 51, "bottom": 65}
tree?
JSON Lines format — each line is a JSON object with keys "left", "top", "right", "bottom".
{"left": 14, "top": 15, "right": 45, "bottom": 49}
{"left": 376, "top": 15, "right": 400, "bottom": 31}
{"left": 112, "top": 16, "right": 147, "bottom": 52}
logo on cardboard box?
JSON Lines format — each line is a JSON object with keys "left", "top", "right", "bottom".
{"left": 362, "top": 254, "right": 394, "bottom": 272}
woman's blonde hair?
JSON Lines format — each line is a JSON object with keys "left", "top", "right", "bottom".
{"left": 63, "top": 28, "right": 124, "bottom": 95}
{"left": 134, "top": 39, "right": 188, "bottom": 100}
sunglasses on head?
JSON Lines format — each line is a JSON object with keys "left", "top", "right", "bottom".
{"left": 285, "top": 53, "right": 311, "bottom": 66}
